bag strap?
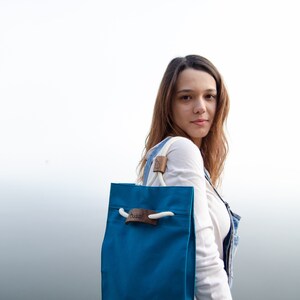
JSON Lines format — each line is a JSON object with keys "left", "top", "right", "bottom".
{"left": 143, "top": 137, "right": 231, "bottom": 208}
{"left": 143, "top": 137, "right": 171, "bottom": 185}
{"left": 143, "top": 136, "right": 183, "bottom": 186}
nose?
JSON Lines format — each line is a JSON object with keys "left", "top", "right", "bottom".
{"left": 193, "top": 97, "right": 206, "bottom": 114}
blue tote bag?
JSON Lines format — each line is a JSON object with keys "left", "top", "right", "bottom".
{"left": 101, "top": 137, "right": 196, "bottom": 300}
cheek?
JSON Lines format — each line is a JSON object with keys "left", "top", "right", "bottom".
{"left": 172, "top": 103, "right": 181, "bottom": 120}
{"left": 210, "top": 102, "right": 217, "bottom": 119}
{"left": 173, "top": 104, "right": 189, "bottom": 124}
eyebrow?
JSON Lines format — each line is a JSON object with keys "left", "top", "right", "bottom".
{"left": 176, "top": 88, "right": 217, "bottom": 94}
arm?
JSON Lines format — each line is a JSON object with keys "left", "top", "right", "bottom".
{"left": 164, "top": 137, "right": 232, "bottom": 300}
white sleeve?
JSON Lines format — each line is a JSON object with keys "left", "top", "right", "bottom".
{"left": 162, "top": 137, "right": 232, "bottom": 300}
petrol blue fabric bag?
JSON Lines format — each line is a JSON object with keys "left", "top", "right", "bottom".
{"left": 101, "top": 138, "right": 196, "bottom": 300}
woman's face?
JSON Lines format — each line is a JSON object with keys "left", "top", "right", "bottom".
{"left": 172, "top": 68, "right": 217, "bottom": 147}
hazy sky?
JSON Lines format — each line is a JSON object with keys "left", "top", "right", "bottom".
{"left": 1, "top": 0, "right": 300, "bottom": 299}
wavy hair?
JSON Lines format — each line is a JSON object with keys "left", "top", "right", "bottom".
{"left": 138, "top": 55, "right": 230, "bottom": 186}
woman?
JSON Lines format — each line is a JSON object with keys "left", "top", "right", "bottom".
{"left": 138, "top": 55, "right": 240, "bottom": 299}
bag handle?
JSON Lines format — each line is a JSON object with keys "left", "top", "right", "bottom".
{"left": 146, "top": 136, "right": 183, "bottom": 186}
{"left": 143, "top": 137, "right": 171, "bottom": 185}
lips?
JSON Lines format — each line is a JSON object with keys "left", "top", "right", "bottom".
{"left": 191, "top": 119, "right": 208, "bottom": 125}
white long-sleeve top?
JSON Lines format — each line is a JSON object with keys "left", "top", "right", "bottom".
{"left": 145, "top": 137, "right": 232, "bottom": 300}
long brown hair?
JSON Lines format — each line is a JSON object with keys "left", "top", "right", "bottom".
{"left": 138, "top": 55, "right": 230, "bottom": 186}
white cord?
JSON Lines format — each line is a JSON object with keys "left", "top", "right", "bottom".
{"left": 148, "top": 211, "right": 174, "bottom": 219}
{"left": 119, "top": 208, "right": 129, "bottom": 218}
{"left": 119, "top": 208, "right": 174, "bottom": 219}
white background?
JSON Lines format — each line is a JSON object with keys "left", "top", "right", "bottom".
{"left": 1, "top": 0, "right": 300, "bottom": 299}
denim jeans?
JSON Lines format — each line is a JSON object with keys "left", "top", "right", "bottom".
{"left": 204, "top": 170, "right": 241, "bottom": 287}
{"left": 222, "top": 206, "right": 241, "bottom": 287}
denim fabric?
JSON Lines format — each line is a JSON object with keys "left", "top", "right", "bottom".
{"left": 204, "top": 170, "right": 241, "bottom": 287}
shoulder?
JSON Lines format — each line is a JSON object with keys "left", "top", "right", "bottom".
{"left": 168, "top": 136, "right": 201, "bottom": 156}
{"left": 166, "top": 137, "right": 204, "bottom": 168}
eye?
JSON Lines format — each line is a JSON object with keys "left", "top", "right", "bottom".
{"left": 180, "top": 95, "right": 192, "bottom": 101}
{"left": 205, "top": 94, "right": 217, "bottom": 101}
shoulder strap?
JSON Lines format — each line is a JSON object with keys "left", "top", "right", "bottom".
{"left": 143, "top": 137, "right": 171, "bottom": 185}
{"left": 143, "top": 136, "right": 183, "bottom": 186}
{"left": 204, "top": 169, "right": 229, "bottom": 207}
